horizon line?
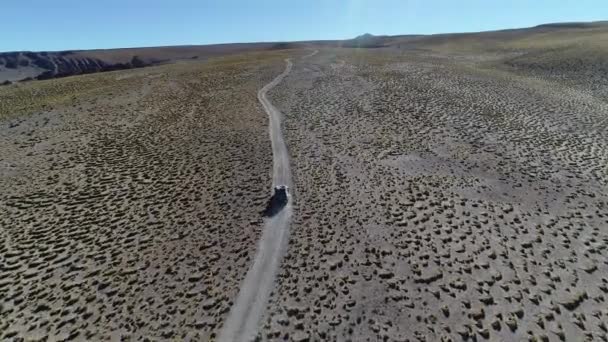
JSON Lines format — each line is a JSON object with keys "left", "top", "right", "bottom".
{"left": 1, "top": 19, "right": 605, "bottom": 54}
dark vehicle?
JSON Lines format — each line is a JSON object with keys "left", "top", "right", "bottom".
{"left": 263, "top": 185, "right": 289, "bottom": 217}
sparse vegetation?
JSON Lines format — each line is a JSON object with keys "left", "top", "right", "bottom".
{"left": 263, "top": 43, "right": 608, "bottom": 341}
{"left": 1, "top": 22, "right": 607, "bottom": 342}
{"left": 0, "top": 50, "right": 292, "bottom": 340}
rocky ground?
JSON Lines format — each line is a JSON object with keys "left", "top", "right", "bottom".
{"left": 263, "top": 49, "right": 608, "bottom": 341}
{"left": 0, "top": 52, "right": 289, "bottom": 340}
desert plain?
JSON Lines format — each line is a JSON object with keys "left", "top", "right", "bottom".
{"left": 1, "top": 22, "right": 608, "bottom": 341}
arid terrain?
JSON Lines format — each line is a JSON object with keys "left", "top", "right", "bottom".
{"left": 0, "top": 52, "right": 291, "bottom": 340}
{"left": 2, "top": 22, "right": 608, "bottom": 341}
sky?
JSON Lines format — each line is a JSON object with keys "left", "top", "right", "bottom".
{"left": 1, "top": 0, "right": 606, "bottom": 52}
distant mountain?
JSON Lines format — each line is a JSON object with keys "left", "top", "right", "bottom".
{"left": 341, "top": 33, "right": 386, "bottom": 48}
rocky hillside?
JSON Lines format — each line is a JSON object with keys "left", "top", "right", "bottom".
{"left": 0, "top": 43, "right": 285, "bottom": 84}
{"left": 0, "top": 51, "right": 151, "bottom": 84}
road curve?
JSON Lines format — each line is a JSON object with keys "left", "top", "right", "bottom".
{"left": 218, "top": 58, "right": 294, "bottom": 342}
{"left": 302, "top": 49, "right": 319, "bottom": 59}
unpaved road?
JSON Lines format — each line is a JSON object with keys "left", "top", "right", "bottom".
{"left": 218, "top": 58, "right": 294, "bottom": 342}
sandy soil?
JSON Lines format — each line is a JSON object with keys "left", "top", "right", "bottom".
{"left": 262, "top": 49, "right": 608, "bottom": 341}
{"left": 0, "top": 54, "right": 288, "bottom": 340}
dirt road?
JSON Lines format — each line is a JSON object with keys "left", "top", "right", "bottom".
{"left": 218, "top": 58, "right": 294, "bottom": 342}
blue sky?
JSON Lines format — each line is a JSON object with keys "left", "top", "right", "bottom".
{"left": 1, "top": 0, "right": 605, "bottom": 52}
